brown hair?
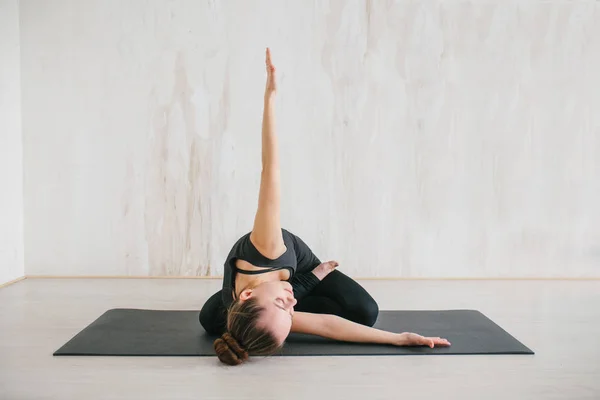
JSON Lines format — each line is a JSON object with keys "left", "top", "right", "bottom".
{"left": 213, "top": 297, "right": 281, "bottom": 365}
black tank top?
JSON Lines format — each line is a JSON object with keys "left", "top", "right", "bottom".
{"left": 220, "top": 229, "right": 299, "bottom": 308}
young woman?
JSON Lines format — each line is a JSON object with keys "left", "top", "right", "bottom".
{"left": 199, "top": 48, "right": 451, "bottom": 365}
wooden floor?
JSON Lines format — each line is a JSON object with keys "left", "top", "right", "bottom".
{"left": 1, "top": 278, "right": 599, "bottom": 400}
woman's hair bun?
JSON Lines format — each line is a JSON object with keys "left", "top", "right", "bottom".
{"left": 213, "top": 332, "right": 249, "bottom": 365}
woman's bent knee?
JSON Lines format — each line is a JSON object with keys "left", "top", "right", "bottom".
{"left": 358, "top": 297, "right": 379, "bottom": 327}
{"left": 199, "top": 306, "right": 215, "bottom": 333}
{"left": 199, "top": 291, "right": 227, "bottom": 335}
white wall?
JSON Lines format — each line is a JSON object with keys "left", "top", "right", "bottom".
{"left": 20, "top": 1, "right": 600, "bottom": 278}
{"left": 0, "top": 0, "right": 24, "bottom": 285}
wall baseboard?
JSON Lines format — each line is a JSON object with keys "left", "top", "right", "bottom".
{"left": 25, "top": 275, "right": 219, "bottom": 280}
{"left": 0, "top": 276, "right": 26, "bottom": 289}
{"left": 23, "top": 275, "right": 600, "bottom": 281}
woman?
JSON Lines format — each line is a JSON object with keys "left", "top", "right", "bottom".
{"left": 199, "top": 48, "right": 451, "bottom": 365}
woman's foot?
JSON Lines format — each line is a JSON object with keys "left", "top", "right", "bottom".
{"left": 311, "top": 260, "right": 339, "bottom": 281}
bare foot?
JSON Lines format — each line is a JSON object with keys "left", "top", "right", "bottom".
{"left": 311, "top": 260, "right": 339, "bottom": 281}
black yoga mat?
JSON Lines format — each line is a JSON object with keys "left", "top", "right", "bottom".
{"left": 53, "top": 309, "right": 533, "bottom": 356}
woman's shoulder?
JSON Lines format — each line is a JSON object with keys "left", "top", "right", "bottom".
{"left": 281, "top": 228, "right": 294, "bottom": 241}
{"left": 224, "top": 229, "right": 299, "bottom": 263}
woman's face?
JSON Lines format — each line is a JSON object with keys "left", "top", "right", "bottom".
{"left": 239, "top": 281, "right": 297, "bottom": 344}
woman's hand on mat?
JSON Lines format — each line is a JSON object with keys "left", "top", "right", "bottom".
{"left": 311, "top": 260, "right": 339, "bottom": 281}
{"left": 265, "top": 47, "right": 277, "bottom": 98}
{"left": 396, "top": 332, "right": 451, "bottom": 348}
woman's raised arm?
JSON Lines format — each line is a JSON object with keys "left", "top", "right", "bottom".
{"left": 249, "top": 48, "right": 286, "bottom": 259}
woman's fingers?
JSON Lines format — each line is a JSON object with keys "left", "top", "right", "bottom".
{"left": 265, "top": 47, "right": 277, "bottom": 94}
{"left": 431, "top": 337, "right": 451, "bottom": 347}
{"left": 266, "top": 48, "right": 275, "bottom": 70}
{"left": 402, "top": 333, "right": 452, "bottom": 347}
{"left": 419, "top": 336, "right": 451, "bottom": 348}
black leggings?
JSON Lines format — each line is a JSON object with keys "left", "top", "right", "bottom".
{"left": 199, "top": 270, "right": 379, "bottom": 335}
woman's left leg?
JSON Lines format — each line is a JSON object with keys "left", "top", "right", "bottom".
{"left": 294, "top": 270, "right": 379, "bottom": 326}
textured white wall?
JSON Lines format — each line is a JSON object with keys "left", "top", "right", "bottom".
{"left": 21, "top": 0, "right": 600, "bottom": 278}
{"left": 0, "top": 0, "right": 24, "bottom": 285}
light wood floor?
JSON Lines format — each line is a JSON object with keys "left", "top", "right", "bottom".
{"left": 1, "top": 278, "right": 599, "bottom": 400}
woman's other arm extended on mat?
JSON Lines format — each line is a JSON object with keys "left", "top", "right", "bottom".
{"left": 249, "top": 48, "right": 286, "bottom": 259}
{"left": 291, "top": 312, "right": 451, "bottom": 348}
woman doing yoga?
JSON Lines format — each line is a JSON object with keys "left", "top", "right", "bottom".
{"left": 199, "top": 48, "right": 451, "bottom": 365}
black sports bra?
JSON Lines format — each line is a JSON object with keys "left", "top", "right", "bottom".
{"left": 232, "top": 265, "right": 294, "bottom": 276}
{"left": 221, "top": 230, "right": 300, "bottom": 307}
{"left": 230, "top": 265, "right": 294, "bottom": 300}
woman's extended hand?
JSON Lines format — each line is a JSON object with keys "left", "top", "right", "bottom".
{"left": 396, "top": 332, "right": 451, "bottom": 348}
{"left": 265, "top": 47, "right": 277, "bottom": 98}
